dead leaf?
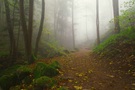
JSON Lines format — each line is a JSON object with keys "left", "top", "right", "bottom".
{"left": 74, "top": 86, "right": 83, "bottom": 90}
{"left": 107, "top": 75, "right": 115, "bottom": 78}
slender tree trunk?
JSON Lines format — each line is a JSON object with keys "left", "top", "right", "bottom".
{"left": 19, "top": 0, "right": 28, "bottom": 53}
{"left": 0, "top": 0, "right": 2, "bottom": 28}
{"left": 54, "top": 0, "right": 57, "bottom": 38}
{"left": 72, "top": 0, "right": 75, "bottom": 49}
{"left": 85, "top": 2, "right": 89, "bottom": 41}
{"left": 4, "top": 0, "right": 16, "bottom": 58}
{"left": 112, "top": 0, "right": 120, "bottom": 33}
{"left": 96, "top": 0, "right": 100, "bottom": 45}
{"left": 0, "top": 0, "right": 5, "bottom": 27}
{"left": 12, "top": 0, "right": 17, "bottom": 30}
{"left": 16, "top": 20, "right": 21, "bottom": 53}
{"left": 20, "top": 0, "right": 34, "bottom": 63}
{"left": 34, "top": 0, "right": 45, "bottom": 57}
{"left": 28, "top": 0, "right": 34, "bottom": 63}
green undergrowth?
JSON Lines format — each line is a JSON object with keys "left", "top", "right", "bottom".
{"left": 94, "top": 27, "right": 135, "bottom": 57}
{"left": 0, "top": 61, "right": 61, "bottom": 90}
{"left": 39, "top": 40, "right": 67, "bottom": 58}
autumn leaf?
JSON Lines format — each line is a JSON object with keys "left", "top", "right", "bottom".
{"left": 74, "top": 86, "right": 83, "bottom": 90}
{"left": 68, "top": 79, "right": 73, "bottom": 82}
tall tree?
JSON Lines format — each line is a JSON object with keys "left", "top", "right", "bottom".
{"left": 28, "top": 0, "right": 34, "bottom": 63}
{"left": 96, "top": 0, "right": 100, "bottom": 45}
{"left": 85, "top": 1, "right": 89, "bottom": 41}
{"left": 4, "top": 0, "right": 16, "bottom": 58}
{"left": 34, "top": 0, "right": 45, "bottom": 57}
{"left": 19, "top": 0, "right": 34, "bottom": 63}
{"left": 72, "top": 0, "right": 75, "bottom": 49}
{"left": 112, "top": 0, "right": 120, "bottom": 33}
{"left": 54, "top": 0, "right": 57, "bottom": 38}
{"left": 0, "top": 0, "right": 5, "bottom": 28}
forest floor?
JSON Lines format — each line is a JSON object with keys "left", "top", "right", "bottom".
{"left": 42, "top": 48, "right": 135, "bottom": 90}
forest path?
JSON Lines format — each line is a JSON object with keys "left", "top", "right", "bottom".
{"left": 47, "top": 48, "right": 134, "bottom": 90}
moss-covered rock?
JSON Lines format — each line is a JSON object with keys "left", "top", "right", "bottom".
{"left": 33, "top": 62, "right": 59, "bottom": 78}
{"left": 49, "top": 61, "right": 61, "bottom": 69}
{"left": 0, "top": 74, "right": 17, "bottom": 90}
{"left": 33, "top": 76, "right": 56, "bottom": 89}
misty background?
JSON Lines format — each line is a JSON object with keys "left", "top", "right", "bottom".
{"left": 34, "top": 0, "right": 130, "bottom": 50}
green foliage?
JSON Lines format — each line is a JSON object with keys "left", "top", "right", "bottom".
{"left": 0, "top": 65, "right": 32, "bottom": 90}
{"left": 33, "top": 62, "right": 59, "bottom": 79}
{"left": 0, "top": 51, "right": 9, "bottom": 57}
{"left": 33, "top": 62, "right": 48, "bottom": 79}
{"left": 0, "top": 74, "right": 17, "bottom": 90}
{"left": 94, "top": 0, "right": 135, "bottom": 55}
{"left": 94, "top": 34, "right": 119, "bottom": 53}
{"left": 0, "top": 65, "right": 20, "bottom": 76}
{"left": 39, "top": 40, "right": 67, "bottom": 58}
{"left": 0, "top": 65, "right": 33, "bottom": 89}
{"left": 94, "top": 27, "right": 135, "bottom": 57}
{"left": 119, "top": 0, "right": 135, "bottom": 30}
{"left": 49, "top": 61, "right": 61, "bottom": 69}
{"left": 33, "top": 76, "right": 56, "bottom": 89}
{"left": 16, "top": 66, "right": 32, "bottom": 82}
{"left": 0, "top": 61, "right": 60, "bottom": 89}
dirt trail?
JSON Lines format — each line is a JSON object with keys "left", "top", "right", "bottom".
{"left": 50, "top": 49, "right": 134, "bottom": 90}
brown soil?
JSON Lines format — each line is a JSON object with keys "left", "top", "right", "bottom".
{"left": 43, "top": 48, "right": 135, "bottom": 90}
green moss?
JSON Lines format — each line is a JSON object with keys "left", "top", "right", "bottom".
{"left": 33, "top": 62, "right": 59, "bottom": 79}
{"left": 0, "top": 65, "right": 21, "bottom": 76}
{"left": 0, "top": 74, "right": 17, "bottom": 90}
{"left": 49, "top": 61, "right": 61, "bottom": 69}
{"left": 33, "top": 76, "right": 56, "bottom": 89}
{"left": 16, "top": 66, "right": 32, "bottom": 83}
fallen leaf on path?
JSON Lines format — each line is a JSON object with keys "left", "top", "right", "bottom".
{"left": 78, "top": 73, "right": 83, "bottom": 77}
{"left": 68, "top": 80, "right": 73, "bottom": 82}
{"left": 88, "top": 70, "right": 93, "bottom": 74}
{"left": 74, "top": 86, "right": 83, "bottom": 90}
{"left": 132, "top": 83, "right": 135, "bottom": 86}
{"left": 107, "top": 75, "right": 115, "bottom": 78}
{"left": 76, "top": 73, "right": 84, "bottom": 77}
{"left": 109, "top": 61, "right": 113, "bottom": 65}
{"left": 75, "top": 81, "right": 78, "bottom": 84}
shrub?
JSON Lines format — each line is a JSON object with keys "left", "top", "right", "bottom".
{"left": 33, "top": 62, "right": 48, "bottom": 79}
{"left": 39, "top": 40, "right": 67, "bottom": 58}
{"left": 49, "top": 61, "right": 61, "bottom": 69}
{"left": 0, "top": 74, "right": 17, "bottom": 90}
{"left": 33, "top": 62, "right": 59, "bottom": 78}
{"left": 16, "top": 66, "right": 32, "bottom": 82}
{"left": 33, "top": 76, "right": 56, "bottom": 89}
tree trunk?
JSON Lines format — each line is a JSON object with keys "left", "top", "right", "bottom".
{"left": 85, "top": 2, "right": 89, "bottom": 41}
{"left": 12, "top": 0, "right": 17, "bottom": 31}
{"left": 16, "top": 20, "right": 21, "bottom": 54}
{"left": 19, "top": 0, "right": 29, "bottom": 59}
{"left": 19, "top": 0, "right": 34, "bottom": 64}
{"left": 4, "top": 0, "right": 16, "bottom": 58}
{"left": 54, "top": 0, "right": 57, "bottom": 38}
{"left": 112, "top": 0, "right": 120, "bottom": 33}
{"left": 0, "top": 0, "right": 2, "bottom": 27}
{"left": 34, "top": 0, "right": 45, "bottom": 57}
{"left": 72, "top": 0, "right": 75, "bottom": 49}
{"left": 28, "top": 0, "right": 34, "bottom": 63}
{"left": 0, "top": 0, "right": 5, "bottom": 28}
{"left": 96, "top": 0, "right": 100, "bottom": 45}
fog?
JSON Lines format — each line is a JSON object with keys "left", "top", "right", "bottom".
{"left": 34, "top": 0, "right": 131, "bottom": 50}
